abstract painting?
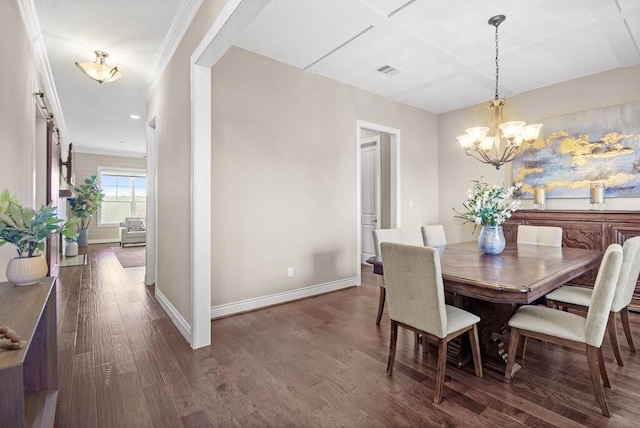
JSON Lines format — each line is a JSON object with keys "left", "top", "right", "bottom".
{"left": 512, "top": 101, "right": 640, "bottom": 198}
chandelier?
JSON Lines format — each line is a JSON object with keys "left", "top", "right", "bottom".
{"left": 75, "top": 51, "right": 122, "bottom": 84}
{"left": 456, "top": 15, "right": 542, "bottom": 170}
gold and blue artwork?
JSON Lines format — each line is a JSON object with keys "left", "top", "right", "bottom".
{"left": 512, "top": 102, "right": 640, "bottom": 198}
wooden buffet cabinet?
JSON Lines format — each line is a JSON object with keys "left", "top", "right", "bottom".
{"left": 0, "top": 277, "right": 58, "bottom": 427}
{"left": 504, "top": 210, "right": 640, "bottom": 310}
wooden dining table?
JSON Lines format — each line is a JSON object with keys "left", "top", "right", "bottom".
{"left": 367, "top": 241, "right": 603, "bottom": 375}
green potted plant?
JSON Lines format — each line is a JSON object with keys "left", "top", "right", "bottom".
{"left": 68, "top": 175, "right": 104, "bottom": 247}
{"left": 0, "top": 189, "right": 76, "bottom": 286}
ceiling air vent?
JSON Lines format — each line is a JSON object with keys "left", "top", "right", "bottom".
{"left": 375, "top": 64, "right": 402, "bottom": 76}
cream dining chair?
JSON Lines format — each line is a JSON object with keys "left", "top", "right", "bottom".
{"left": 421, "top": 224, "right": 447, "bottom": 247}
{"left": 381, "top": 242, "right": 483, "bottom": 403}
{"left": 516, "top": 224, "right": 562, "bottom": 358}
{"left": 505, "top": 244, "right": 623, "bottom": 417}
{"left": 546, "top": 236, "right": 640, "bottom": 366}
{"left": 372, "top": 228, "right": 404, "bottom": 325}
{"left": 517, "top": 225, "right": 563, "bottom": 247}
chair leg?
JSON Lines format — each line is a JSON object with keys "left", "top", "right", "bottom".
{"left": 620, "top": 306, "right": 636, "bottom": 353}
{"left": 414, "top": 332, "right": 422, "bottom": 349}
{"left": 598, "top": 347, "right": 611, "bottom": 389}
{"left": 386, "top": 320, "right": 398, "bottom": 375}
{"left": 469, "top": 324, "right": 483, "bottom": 378}
{"left": 434, "top": 338, "right": 447, "bottom": 403}
{"left": 607, "top": 311, "right": 624, "bottom": 366}
{"left": 586, "top": 345, "right": 611, "bottom": 417}
{"left": 520, "top": 337, "right": 528, "bottom": 361}
{"left": 376, "top": 287, "right": 386, "bottom": 325}
{"left": 505, "top": 327, "right": 520, "bottom": 384}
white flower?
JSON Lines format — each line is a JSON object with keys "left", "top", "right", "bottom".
{"left": 454, "top": 180, "right": 521, "bottom": 227}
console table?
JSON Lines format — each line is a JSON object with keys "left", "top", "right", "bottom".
{"left": 505, "top": 209, "right": 640, "bottom": 310}
{"left": 0, "top": 277, "right": 58, "bottom": 427}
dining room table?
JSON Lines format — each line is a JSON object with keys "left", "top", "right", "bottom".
{"left": 367, "top": 240, "right": 603, "bottom": 375}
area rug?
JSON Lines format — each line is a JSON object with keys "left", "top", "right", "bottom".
{"left": 59, "top": 254, "right": 87, "bottom": 267}
{"left": 111, "top": 246, "right": 146, "bottom": 268}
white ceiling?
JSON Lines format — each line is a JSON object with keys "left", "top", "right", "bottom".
{"left": 32, "top": 0, "right": 190, "bottom": 157}
{"left": 32, "top": 0, "right": 640, "bottom": 156}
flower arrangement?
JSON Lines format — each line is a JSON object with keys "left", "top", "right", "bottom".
{"left": 0, "top": 189, "right": 76, "bottom": 258}
{"left": 455, "top": 180, "right": 522, "bottom": 229}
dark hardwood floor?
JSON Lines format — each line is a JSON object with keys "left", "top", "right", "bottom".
{"left": 55, "top": 244, "right": 640, "bottom": 427}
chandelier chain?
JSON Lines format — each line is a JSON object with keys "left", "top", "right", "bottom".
{"left": 494, "top": 22, "right": 500, "bottom": 100}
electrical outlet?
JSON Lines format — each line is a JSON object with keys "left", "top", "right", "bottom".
{"left": 287, "top": 267, "right": 294, "bottom": 277}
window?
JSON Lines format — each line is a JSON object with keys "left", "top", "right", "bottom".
{"left": 98, "top": 168, "right": 146, "bottom": 226}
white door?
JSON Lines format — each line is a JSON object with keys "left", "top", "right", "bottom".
{"left": 361, "top": 137, "right": 381, "bottom": 263}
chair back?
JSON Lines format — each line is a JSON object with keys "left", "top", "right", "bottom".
{"left": 611, "top": 236, "right": 640, "bottom": 312}
{"left": 517, "top": 225, "right": 562, "bottom": 247}
{"left": 421, "top": 225, "right": 447, "bottom": 247}
{"left": 373, "top": 228, "right": 404, "bottom": 257}
{"left": 585, "top": 244, "right": 623, "bottom": 347}
{"left": 380, "top": 243, "right": 447, "bottom": 338}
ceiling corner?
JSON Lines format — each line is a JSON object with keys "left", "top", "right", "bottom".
{"left": 17, "top": 0, "right": 68, "bottom": 139}
{"left": 145, "top": 0, "right": 204, "bottom": 98}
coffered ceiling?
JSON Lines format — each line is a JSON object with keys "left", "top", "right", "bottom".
{"left": 29, "top": 0, "right": 640, "bottom": 156}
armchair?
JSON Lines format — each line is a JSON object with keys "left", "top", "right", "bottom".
{"left": 119, "top": 217, "right": 146, "bottom": 247}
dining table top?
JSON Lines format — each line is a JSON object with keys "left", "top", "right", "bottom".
{"left": 366, "top": 241, "right": 603, "bottom": 304}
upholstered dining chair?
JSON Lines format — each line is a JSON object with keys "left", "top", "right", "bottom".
{"left": 381, "top": 242, "right": 483, "bottom": 403}
{"left": 517, "top": 225, "right": 563, "bottom": 247}
{"left": 516, "top": 225, "right": 562, "bottom": 358}
{"left": 372, "top": 228, "right": 404, "bottom": 325}
{"left": 421, "top": 224, "right": 447, "bottom": 247}
{"left": 505, "top": 244, "right": 623, "bottom": 417}
{"left": 546, "top": 236, "right": 640, "bottom": 366}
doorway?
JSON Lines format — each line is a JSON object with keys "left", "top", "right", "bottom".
{"left": 356, "top": 121, "right": 400, "bottom": 282}
{"left": 360, "top": 136, "right": 380, "bottom": 263}
{"left": 145, "top": 116, "right": 157, "bottom": 286}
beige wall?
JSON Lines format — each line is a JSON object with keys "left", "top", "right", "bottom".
{"left": 148, "top": 2, "right": 438, "bottom": 317}
{"left": 438, "top": 65, "right": 640, "bottom": 244}
{"left": 0, "top": 1, "right": 37, "bottom": 280}
{"left": 211, "top": 47, "right": 438, "bottom": 305}
{"left": 73, "top": 152, "right": 146, "bottom": 242}
{"left": 147, "top": 0, "right": 229, "bottom": 320}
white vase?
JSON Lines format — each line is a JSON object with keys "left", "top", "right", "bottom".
{"left": 65, "top": 240, "right": 79, "bottom": 256}
{"left": 6, "top": 256, "right": 48, "bottom": 286}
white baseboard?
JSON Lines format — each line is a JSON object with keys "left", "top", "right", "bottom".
{"left": 155, "top": 277, "right": 358, "bottom": 343}
{"left": 210, "top": 277, "right": 358, "bottom": 319}
{"left": 155, "top": 287, "right": 192, "bottom": 344}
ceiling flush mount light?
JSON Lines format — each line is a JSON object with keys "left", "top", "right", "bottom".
{"left": 457, "top": 15, "right": 542, "bottom": 170}
{"left": 75, "top": 51, "right": 122, "bottom": 84}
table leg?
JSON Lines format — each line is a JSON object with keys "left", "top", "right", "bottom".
{"left": 467, "top": 298, "right": 521, "bottom": 378}
{"left": 439, "top": 294, "right": 520, "bottom": 377}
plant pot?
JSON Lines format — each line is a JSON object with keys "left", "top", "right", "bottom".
{"left": 65, "top": 240, "right": 79, "bottom": 256}
{"left": 77, "top": 228, "right": 89, "bottom": 247}
{"left": 477, "top": 225, "right": 506, "bottom": 255}
{"left": 6, "top": 256, "right": 48, "bottom": 286}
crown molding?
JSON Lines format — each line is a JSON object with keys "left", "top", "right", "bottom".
{"left": 145, "top": 0, "right": 204, "bottom": 99}
{"left": 16, "top": 0, "right": 68, "bottom": 140}
{"left": 72, "top": 144, "right": 146, "bottom": 159}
